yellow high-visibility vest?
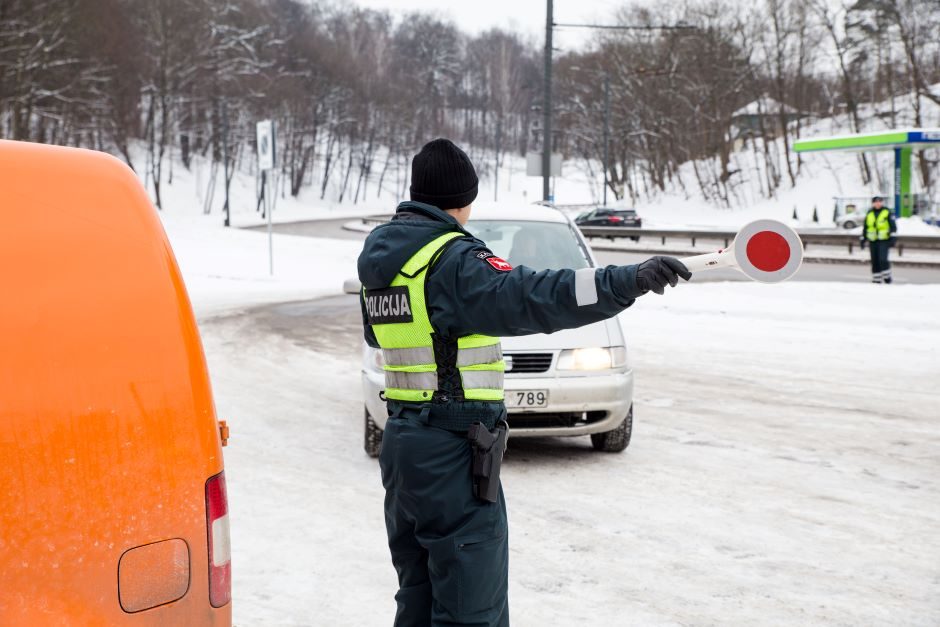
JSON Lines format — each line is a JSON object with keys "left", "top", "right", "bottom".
{"left": 365, "top": 231, "right": 504, "bottom": 403}
{"left": 865, "top": 208, "right": 891, "bottom": 242}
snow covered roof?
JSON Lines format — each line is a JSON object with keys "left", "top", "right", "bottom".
{"left": 732, "top": 97, "right": 800, "bottom": 118}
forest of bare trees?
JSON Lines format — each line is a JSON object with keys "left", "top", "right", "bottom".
{"left": 1, "top": 0, "right": 938, "bottom": 209}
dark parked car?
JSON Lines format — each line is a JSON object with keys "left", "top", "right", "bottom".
{"left": 575, "top": 207, "right": 642, "bottom": 227}
{"left": 575, "top": 208, "right": 642, "bottom": 241}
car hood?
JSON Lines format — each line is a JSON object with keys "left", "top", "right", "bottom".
{"left": 500, "top": 318, "right": 619, "bottom": 350}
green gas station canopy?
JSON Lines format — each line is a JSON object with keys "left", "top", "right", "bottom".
{"left": 793, "top": 128, "right": 940, "bottom": 153}
{"left": 793, "top": 128, "right": 940, "bottom": 217}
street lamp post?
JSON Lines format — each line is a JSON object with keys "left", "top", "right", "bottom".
{"left": 603, "top": 74, "right": 610, "bottom": 206}
{"left": 542, "top": 0, "right": 553, "bottom": 202}
{"left": 222, "top": 98, "right": 231, "bottom": 227}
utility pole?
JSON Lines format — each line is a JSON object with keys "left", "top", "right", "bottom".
{"left": 222, "top": 99, "right": 231, "bottom": 227}
{"left": 494, "top": 115, "right": 502, "bottom": 202}
{"left": 542, "top": 0, "right": 553, "bottom": 202}
{"left": 603, "top": 75, "right": 610, "bottom": 206}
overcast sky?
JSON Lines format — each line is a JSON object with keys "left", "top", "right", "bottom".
{"left": 348, "top": 0, "right": 634, "bottom": 51}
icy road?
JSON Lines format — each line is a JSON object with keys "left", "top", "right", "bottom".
{"left": 201, "top": 283, "right": 940, "bottom": 626}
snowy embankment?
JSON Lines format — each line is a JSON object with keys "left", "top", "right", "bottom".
{"left": 151, "top": 153, "right": 361, "bottom": 317}
{"left": 160, "top": 211, "right": 359, "bottom": 317}
{"left": 582, "top": 86, "right": 940, "bottom": 233}
{"left": 137, "top": 79, "right": 940, "bottom": 259}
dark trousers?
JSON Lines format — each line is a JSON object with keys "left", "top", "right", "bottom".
{"left": 380, "top": 416, "right": 509, "bottom": 627}
{"left": 869, "top": 240, "right": 892, "bottom": 283}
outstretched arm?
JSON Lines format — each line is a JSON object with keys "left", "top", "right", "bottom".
{"left": 426, "top": 239, "right": 689, "bottom": 338}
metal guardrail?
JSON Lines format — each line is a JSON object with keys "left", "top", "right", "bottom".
{"left": 577, "top": 226, "right": 940, "bottom": 257}
{"left": 354, "top": 216, "right": 940, "bottom": 257}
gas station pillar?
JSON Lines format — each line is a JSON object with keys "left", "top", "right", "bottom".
{"left": 894, "top": 147, "right": 913, "bottom": 217}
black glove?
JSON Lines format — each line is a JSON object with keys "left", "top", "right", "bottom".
{"left": 859, "top": 237, "right": 867, "bottom": 250}
{"left": 635, "top": 256, "right": 692, "bottom": 295}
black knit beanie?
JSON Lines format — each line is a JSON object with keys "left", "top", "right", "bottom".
{"left": 410, "top": 139, "right": 479, "bottom": 210}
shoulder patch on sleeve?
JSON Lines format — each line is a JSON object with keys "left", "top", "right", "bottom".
{"left": 484, "top": 255, "right": 513, "bottom": 272}
{"left": 470, "top": 247, "right": 512, "bottom": 271}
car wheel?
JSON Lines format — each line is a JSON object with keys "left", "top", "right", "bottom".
{"left": 631, "top": 236, "right": 639, "bottom": 242}
{"left": 364, "top": 409, "right": 383, "bottom": 458}
{"left": 590, "top": 404, "right": 633, "bottom": 453}
{"left": 843, "top": 220, "right": 856, "bottom": 229}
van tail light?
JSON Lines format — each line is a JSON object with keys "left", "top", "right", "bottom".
{"left": 205, "top": 471, "right": 231, "bottom": 607}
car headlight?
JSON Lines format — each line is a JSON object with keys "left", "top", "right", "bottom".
{"left": 556, "top": 346, "right": 627, "bottom": 370}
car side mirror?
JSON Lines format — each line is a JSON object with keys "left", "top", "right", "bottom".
{"left": 343, "top": 278, "right": 362, "bottom": 295}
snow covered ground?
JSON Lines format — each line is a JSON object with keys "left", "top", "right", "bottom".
{"left": 152, "top": 204, "right": 940, "bottom": 625}
{"left": 201, "top": 281, "right": 940, "bottom": 627}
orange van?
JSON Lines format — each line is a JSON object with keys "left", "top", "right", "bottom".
{"left": 0, "top": 140, "right": 232, "bottom": 625}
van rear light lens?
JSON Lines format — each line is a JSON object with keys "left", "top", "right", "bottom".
{"left": 205, "top": 471, "right": 231, "bottom": 607}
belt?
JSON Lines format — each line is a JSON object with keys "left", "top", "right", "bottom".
{"left": 388, "top": 402, "right": 503, "bottom": 432}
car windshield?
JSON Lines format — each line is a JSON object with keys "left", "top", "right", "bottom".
{"left": 466, "top": 220, "right": 591, "bottom": 271}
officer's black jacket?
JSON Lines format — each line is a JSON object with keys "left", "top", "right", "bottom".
{"left": 357, "top": 201, "right": 645, "bottom": 421}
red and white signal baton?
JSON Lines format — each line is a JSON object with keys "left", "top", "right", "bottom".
{"left": 680, "top": 219, "right": 804, "bottom": 283}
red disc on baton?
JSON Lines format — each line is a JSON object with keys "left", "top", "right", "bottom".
{"left": 746, "top": 231, "right": 790, "bottom": 272}
{"left": 679, "top": 219, "right": 803, "bottom": 282}
{"left": 732, "top": 219, "right": 803, "bottom": 283}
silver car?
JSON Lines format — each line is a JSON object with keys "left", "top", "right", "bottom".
{"left": 356, "top": 202, "right": 635, "bottom": 456}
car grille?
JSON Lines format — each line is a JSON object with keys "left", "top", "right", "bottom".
{"left": 505, "top": 352, "right": 552, "bottom": 373}
{"left": 507, "top": 411, "right": 608, "bottom": 429}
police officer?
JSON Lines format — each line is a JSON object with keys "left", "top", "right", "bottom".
{"left": 358, "top": 138, "right": 691, "bottom": 626}
{"left": 861, "top": 196, "right": 897, "bottom": 283}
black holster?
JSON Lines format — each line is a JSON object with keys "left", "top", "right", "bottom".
{"left": 467, "top": 420, "right": 509, "bottom": 503}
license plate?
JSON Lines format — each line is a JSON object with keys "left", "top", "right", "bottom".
{"left": 505, "top": 390, "right": 549, "bottom": 409}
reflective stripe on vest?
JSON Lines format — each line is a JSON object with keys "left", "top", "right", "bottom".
{"left": 460, "top": 369, "right": 504, "bottom": 389}
{"left": 866, "top": 208, "right": 891, "bottom": 241}
{"left": 368, "top": 231, "right": 505, "bottom": 403}
{"left": 382, "top": 346, "right": 435, "bottom": 366}
{"left": 383, "top": 344, "right": 502, "bottom": 370}
{"left": 385, "top": 370, "right": 438, "bottom": 390}
{"left": 456, "top": 344, "right": 502, "bottom": 367}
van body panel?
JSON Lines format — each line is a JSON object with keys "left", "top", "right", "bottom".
{"left": 0, "top": 140, "right": 231, "bottom": 625}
